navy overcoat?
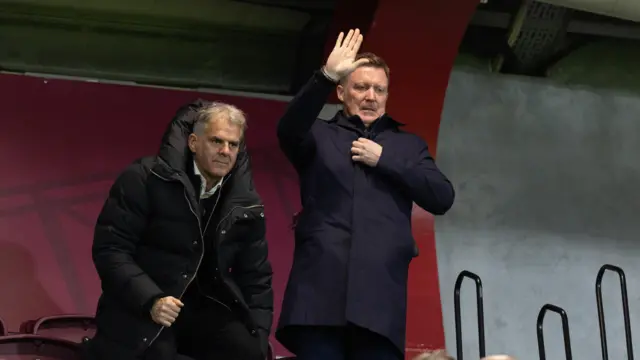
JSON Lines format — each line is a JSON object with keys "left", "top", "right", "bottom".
{"left": 275, "top": 70, "right": 455, "bottom": 355}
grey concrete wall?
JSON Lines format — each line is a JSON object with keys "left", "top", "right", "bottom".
{"left": 455, "top": 39, "right": 640, "bottom": 95}
{"left": 436, "top": 70, "right": 640, "bottom": 359}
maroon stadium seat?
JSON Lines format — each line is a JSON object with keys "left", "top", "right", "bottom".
{"left": 21, "top": 314, "right": 95, "bottom": 343}
{"left": 0, "top": 316, "right": 7, "bottom": 336}
{"left": 20, "top": 317, "right": 279, "bottom": 359}
{"left": 268, "top": 342, "right": 296, "bottom": 359}
{"left": 0, "top": 334, "right": 82, "bottom": 359}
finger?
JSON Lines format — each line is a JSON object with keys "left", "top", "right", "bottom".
{"left": 352, "top": 155, "right": 363, "bottom": 161}
{"left": 160, "top": 311, "right": 177, "bottom": 321}
{"left": 352, "top": 141, "right": 364, "bottom": 148}
{"left": 163, "top": 308, "right": 180, "bottom": 319}
{"left": 334, "top": 32, "right": 344, "bottom": 50}
{"left": 159, "top": 315, "right": 176, "bottom": 326}
{"left": 154, "top": 314, "right": 174, "bottom": 326}
{"left": 342, "top": 29, "right": 354, "bottom": 50}
{"left": 353, "top": 33, "right": 364, "bottom": 53}
{"left": 163, "top": 300, "right": 181, "bottom": 310}
{"left": 347, "top": 28, "right": 361, "bottom": 50}
{"left": 353, "top": 57, "right": 370, "bottom": 68}
{"left": 356, "top": 137, "right": 371, "bottom": 145}
{"left": 170, "top": 297, "right": 184, "bottom": 307}
{"left": 353, "top": 145, "right": 366, "bottom": 152}
{"left": 165, "top": 313, "right": 177, "bottom": 322}
{"left": 165, "top": 297, "right": 182, "bottom": 308}
{"left": 351, "top": 146, "right": 363, "bottom": 154}
{"left": 165, "top": 304, "right": 181, "bottom": 314}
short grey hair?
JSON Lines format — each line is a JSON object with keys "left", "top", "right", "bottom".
{"left": 192, "top": 102, "right": 247, "bottom": 135}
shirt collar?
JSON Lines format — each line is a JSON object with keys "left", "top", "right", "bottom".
{"left": 193, "top": 160, "right": 223, "bottom": 199}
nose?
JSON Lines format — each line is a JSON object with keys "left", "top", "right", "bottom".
{"left": 219, "top": 143, "right": 231, "bottom": 155}
{"left": 364, "top": 88, "right": 376, "bottom": 99}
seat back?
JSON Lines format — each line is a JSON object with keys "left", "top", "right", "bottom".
{"left": 28, "top": 315, "right": 96, "bottom": 343}
{"left": 0, "top": 316, "right": 7, "bottom": 336}
{"left": 0, "top": 334, "right": 82, "bottom": 359}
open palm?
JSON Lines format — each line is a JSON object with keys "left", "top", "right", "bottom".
{"left": 324, "top": 28, "right": 369, "bottom": 81}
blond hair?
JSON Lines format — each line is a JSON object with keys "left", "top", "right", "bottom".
{"left": 340, "top": 52, "right": 391, "bottom": 85}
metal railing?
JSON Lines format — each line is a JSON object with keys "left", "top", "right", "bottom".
{"left": 454, "top": 270, "right": 486, "bottom": 360}
{"left": 537, "top": 303, "right": 572, "bottom": 360}
{"left": 596, "top": 264, "right": 634, "bottom": 360}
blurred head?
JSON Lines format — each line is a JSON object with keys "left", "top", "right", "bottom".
{"left": 337, "top": 52, "right": 390, "bottom": 127}
{"left": 412, "top": 350, "right": 515, "bottom": 360}
{"left": 188, "top": 102, "right": 246, "bottom": 183}
{"left": 413, "top": 350, "right": 454, "bottom": 360}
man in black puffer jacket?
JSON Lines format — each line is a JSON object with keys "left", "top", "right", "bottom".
{"left": 85, "top": 100, "right": 273, "bottom": 360}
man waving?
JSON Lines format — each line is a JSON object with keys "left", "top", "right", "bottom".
{"left": 276, "top": 29, "right": 455, "bottom": 360}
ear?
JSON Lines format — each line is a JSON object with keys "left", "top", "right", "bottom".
{"left": 188, "top": 133, "right": 198, "bottom": 153}
{"left": 336, "top": 84, "right": 345, "bottom": 102}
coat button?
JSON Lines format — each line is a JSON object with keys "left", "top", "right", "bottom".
{"left": 260, "top": 212, "right": 264, "bottom": 217}
{"left": 250, "top": 329, "right": 257, "bottom": 335}
{"left": 192, "top": 240, "right": 197, "bottom": 245}
{"left": 221, "top": 230, "right": 226, "bottom": 235}
{"left": 182, "top": 274, "right": 188, "bottom": 279}
{"left": 142, "top": 337, "right": 148, "bottom": 342}
{"left": 243, "top": 213, "right": 248, "bottom": 218}
{"left": 233, "top": 299, "right": 239, "bottom": 304}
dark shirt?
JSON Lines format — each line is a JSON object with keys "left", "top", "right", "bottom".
{"left": 185, "top": 160, "right": 236, "bottom": 311}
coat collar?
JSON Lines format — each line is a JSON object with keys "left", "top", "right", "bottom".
{"left": 328, "top": 110, "right": 404, "bottom": 136}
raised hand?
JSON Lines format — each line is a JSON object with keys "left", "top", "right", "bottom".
{"left": 324, "top": 28, "right": 369, "bottom": 81}
{"left": 150, "top": 296, "right": 184, "bottom": 327}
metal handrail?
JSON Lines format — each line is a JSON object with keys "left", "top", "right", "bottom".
{"left": 454, "top": 270, "right": 486, "bottom": 360}
{"left": 537, "top": 303, "right": 572, "bottom": 360}
{"left": 596, "top": 264, "right": 634, "bottom": 360}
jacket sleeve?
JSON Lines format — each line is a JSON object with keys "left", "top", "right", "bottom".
{"left": 232, "top": 218, "right": 274, "bottom": 353}
{"left": 376, "top": 137, "right": 455, "bottom": 215}
{"left": 276, "top": 70, "right": 336, "bottom": 167}
{"left": 92, "top": 163, "right": 165, "bottom": 313}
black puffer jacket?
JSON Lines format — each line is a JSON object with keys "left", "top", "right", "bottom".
{"left": 88, "top": 100, "right": 273, "bottom": 359}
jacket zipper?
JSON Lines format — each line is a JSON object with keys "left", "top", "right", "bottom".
{"left": 180, "top": 188, "right": 232, "bottom": 307}
{"left": 148, "top": 169, "right": 214, "bottom": 347}
{"left": 146, "top": 170, "right": 262, "bottom": 347}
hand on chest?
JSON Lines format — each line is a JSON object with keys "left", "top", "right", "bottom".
{"left": 350, "top": 136, "right": 383, "bottom": 167}
{"left": 317, "top": 129, "right": 392, "bottom": 176}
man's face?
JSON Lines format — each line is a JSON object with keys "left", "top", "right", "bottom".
{"left": 337, "top": 66, "right": 389, "bottom": 126}
{"left": 188, "top": 117, "right": 242, "bottom": 181}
